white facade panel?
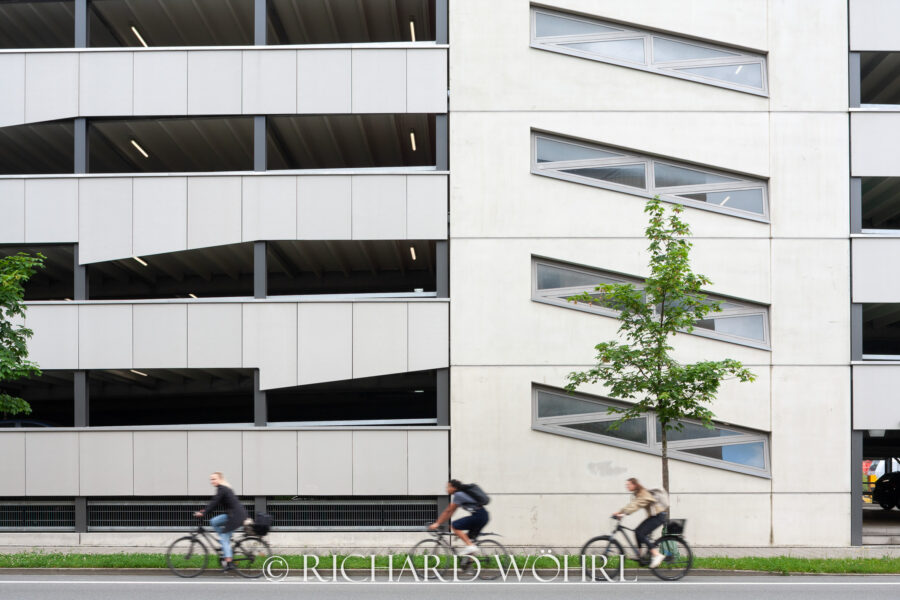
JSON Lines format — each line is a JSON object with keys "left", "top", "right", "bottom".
{"left": 853, "top": 365, "right": 900, "bottom": 430}
{"left": 24, "top": 53, "right": 77, "bottom": 123}
{"left": 79, "top": 432, "right": 133, "bottom": 496}
{"left": 132, "top": 177, "right": 188, "bottom": 257}
{"left": 406, "top": 50, "right": 447, "bottom": 113}
{"left": 78, "top": 178, "right": 133, "bottom": 264}
{"left": 352, "top": 431, "right": 407, "bottom": 494}
{"left": 0, "top": 180, "right": 25, "bottom": 243}
{"left": 242, "top": 431, "right": 298, "bottom": 495}
{"left": 298, "top": 431, "right": 353, "bottom": 495}
{"left": 351, "top": 176, "right": 406, "bottom": 239}
{"left": 25, "top": 432, "right": 79, "bottom": 496}
{"left": 242, "top": 176, "right": 297, "bottom": 242}
{"left": 850, "top": 0, "right": 900, "bottom": 50}
{"left": 0, "top": 53, "right": 25, "bottom": 127}
{"left": 406, "top": 176, "right": 448, "bottom": 240}
{"left": 133, "top": 431, "right": 188, "bottom": 495}
{"left": 133, "top": 51, "right": 187, "bottom": 116}
{"left": 296, "top": 176, "right": 351, "bottom": 239}
{"left": 187, "top": 431, "right": 243, "bottom": 495}
{"left": 853, "top": 238, "right": 900, "bottom": 302}
{"left": 407, "top": 303, "right": 449, "bottom": 372}
{"left": 242, "top": 50, "right": 297, "bottom": 115}
{"left": 242, "top": 303, "right": 298, "bottom": 390}
{"left": 187, "top": 177, "right": 242, "bottom": 250}
{"left": 351, "top": 50, "right": 406, "bottom": 113}
{"left": 0, "top": 433, "right": 25, "bottom": 496}
{"left": 79, "top": 52, "right": 133, "bottom": 116}
{"left": 24, "top": 179, "right": 78, "bottom": 243}
{"left": 188, "top": 51, "right": 242, "bottom": 115}
{"left": 25, "top": 305, "right": 78, "bottom": 370}
{"left": 407, "top": 430, "right": 448, "bottom": 495}
{"left": 132, "top": 304, "right": 188, "bottom": 369}
{"left": 187, "top": 303, "right": 243, "bottom": 368}
{"left": 297, "top": 303, "right": 353, "bottom": 385}
{"left": 851, "top": 113, "right": 900, "bottom": 176}
{"left": 297, "top": 50, "right": 351, "bottom": 113}
{"left": 78, "top": 304, "right": 132, "bottom": 369}
{"left": 352, "top": 303, "right": 408, "bottom": 379}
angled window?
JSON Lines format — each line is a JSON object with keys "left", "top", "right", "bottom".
{"left": 532, "top": 257, "right": 770, "bottom": 349}
{"left": 532, "top": 132, "right": 769, "bottom": 222}
{"left": 533, "top": 386, "right": 770, "bottom": 477}
{"left": 531, "top": 6, "right": 768, "bottom": 96}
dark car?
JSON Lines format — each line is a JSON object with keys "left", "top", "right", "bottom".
{"left": 873, "top": 473, "right": 900, "bottom": 510}
{"left": 0, "top": 419, "right": 55, "bottom": 428}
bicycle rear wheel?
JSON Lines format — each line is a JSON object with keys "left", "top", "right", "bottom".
{"left": 471, "top": 538, "right": 513, "bottom": 580}
{"left": 166, "top": 536, "right": 209, "bottom": 578}
{"left": 409, "top": 539, "right": 453, "bottom": 579}
{"left": 650, "top": 535, "right": 693, "bottom": 581}
{"left": 231, "top": 536, "right": 271, "bottom": 578}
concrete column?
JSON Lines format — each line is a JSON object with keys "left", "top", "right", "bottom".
{"left": 254, "top": 242, "right": 267, "bottom": 299}
{"left": 74, "top": 119, "right": 87, "bottom": 174}
{"left": 253, "top": 370, "right": 267, "bottom": 427}
{"left": 74, "top": 497, "right": 87, "bottom": 533}
{"left": 850, "top": 178, "right": 862, "bottom": 234}
{"left": 851, "top": 430, "right": 863, "bottom": 546}
{"left": 75, "top": 0, "right": 88, "bottom": 48}
{"left": 435, "top": 0, "right": 448, "bottom": 44}
{"left": 254, "top": 116, "right": 266, "bottom": 172}
{"left": 436, "top": 368, "right": 449, "bottom": 426}
{"left": 849, "top": 52, "right": 861, "bottom": 108}
{"left": 851, "top": 304, "right": 863, "bottom": 361}
{"left": 436, "top": 241, "right": 449, "bottom": 298}
{"left": 74, "top": 371, "right": 89, "bottom": 427}
{"left": 74, "top": 245, "right": 88, "bottom": 301}
{"left": 435, "top": 115, "right": 448, "bottom": 170}
{"left": 254, "top": 496, "right": 266, "bottom": 517}
{"left": 254, "top": 0, "right": 267, "bottom": 46}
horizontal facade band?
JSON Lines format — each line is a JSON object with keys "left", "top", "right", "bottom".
{"left": 0, "top": 429, "right": 449, "bottom": 497}
{"left": 22, "top": 300, "right": 449, "bottom": 389}
{"left": 850, "top": 0, "right": 900, "bottom": 51}
{"left": 852, "top": 365, "right": 900, "bottom": 430}
{"left": 851, "top": 113, "right": 900, "bottom": 176}
{"left": 0, "top": 174, "right": 449, "bottom": 261}
{"left": 852, "top": 238, "right": 900, "bottom": 302}
{"left": 0, "top": 47, "right": 447, "bottom": 126}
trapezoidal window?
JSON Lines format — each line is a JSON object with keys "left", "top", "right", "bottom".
{"left": 530, "top": 6, "right": 768, "bottom": 96}
{"left": 533, "top": 386, "right": 770, "bottom": 477}
{"left": 532, "top": 132, "right": 769, "bottom": 222}
{"left": 532, "top": 257, "right": 770, "bottom": 349}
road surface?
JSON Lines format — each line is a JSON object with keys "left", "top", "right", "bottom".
{"left": 1, "top": 573, "right": 899, "bottom": 599}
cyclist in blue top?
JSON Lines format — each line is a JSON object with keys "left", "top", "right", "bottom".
{"left": 428, "top": 479, "right": 488, "bottom": 555}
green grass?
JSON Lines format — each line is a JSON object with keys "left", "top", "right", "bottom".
{"left": 2, "top": 552, "right": 900, "bottom": 574}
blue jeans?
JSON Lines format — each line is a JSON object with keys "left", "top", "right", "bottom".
{"left": 209, "top": 514, "right": 233, "bottom": 559}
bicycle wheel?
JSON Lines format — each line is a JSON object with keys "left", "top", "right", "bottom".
{"left": 409, "top": 539, "right": 453, "bottom": 579}
{"left": 472, "top": 538, "right": 513, "bottom": 581}
{"left": 650, "top": 535, "right": 693, "bottom": 581}
{"left": 166, "top": 536, "right": 209, "bottom": 578}
{"left": 580, "top": 535, "right": 624, "bottom": 570}
{"left": 231, "top": 536, "right": 271, "bottom": 578}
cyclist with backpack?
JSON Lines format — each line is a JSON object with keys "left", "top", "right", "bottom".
{"left": 612, "top": 477, "right": 668, "bottom": 569}
{"left": 428, "top": 479, "right": 489, "bottom": 555}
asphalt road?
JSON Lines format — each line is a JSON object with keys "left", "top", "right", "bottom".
{"left": 1, "top": 574, "right": 899, "bottom": 600}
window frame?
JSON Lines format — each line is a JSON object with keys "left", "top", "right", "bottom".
{"left": 532, "top": 132, "right": 770, "bottom": 223}
{"left": 532, "top": 385, "right": 771, "bottom": 478}
{"left": 531, "top": 256, "right": 771, "bottom": 350}
{"left": 530, "top": 6, "right": 769, "bottom": 97}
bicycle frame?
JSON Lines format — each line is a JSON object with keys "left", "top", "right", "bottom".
{"left": 608, "top": 520, "right": 652, "bottom": 561}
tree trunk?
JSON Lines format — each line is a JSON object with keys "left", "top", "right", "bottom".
{"left": 661, "top": 426, "right": 669, "bottom": 493}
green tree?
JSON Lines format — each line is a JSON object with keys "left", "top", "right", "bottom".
{"left": 565, "top": 198, "right": 755, "bottom": 492}
{"left": 0, "top": 252, "right": 45, "bottom": 419}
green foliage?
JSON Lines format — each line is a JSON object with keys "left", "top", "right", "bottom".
{"left": 565, "top": 198, "right": 755, "bottom": 490}
{"left": 0, "top": 252, "right": 45, "bottom": 419}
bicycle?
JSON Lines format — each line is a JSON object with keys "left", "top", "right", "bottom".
{"left": 408, "top": 525, "right": 514, "bottom": 580}
{"left": 166, "top": 517, "right": 272, "bottom": 578}
{"left": 580, "top": 516, "right": 693, "bottom": 581}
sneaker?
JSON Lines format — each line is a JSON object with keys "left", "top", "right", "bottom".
{"left": 649, "top": 554, "right": 665, "bottom": 569}
{"left": 457, "top": 544, "right": 478, "bottom": 556}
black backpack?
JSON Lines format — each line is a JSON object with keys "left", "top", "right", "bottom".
{"left": 251, "top": 512, "right": 273, "bottom": 536}
{"left": 460, "top": 483, "right": 490, "bottom": 506}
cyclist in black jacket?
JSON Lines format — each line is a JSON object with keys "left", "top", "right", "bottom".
{"left": 193, "top": 472, "right": 248, "bottom": 570}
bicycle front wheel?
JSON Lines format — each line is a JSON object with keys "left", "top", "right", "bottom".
{"left": 231, "top": 536, "right": 272, "bottom": 578}
{"left": 650, "top": 535, "right": 693, "bottom": 581}
{"left": 409, "top": 539, "right": 453, "bottom": 579}
{"left": 472, "top": 538, "right": 513, "bottom": 581}
{"left": 166, "top": 535, "right": 209, "bottom": 578}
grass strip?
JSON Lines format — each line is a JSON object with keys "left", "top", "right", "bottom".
{"left": 2, "top": 552, "right": 900, "bottom": 574}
